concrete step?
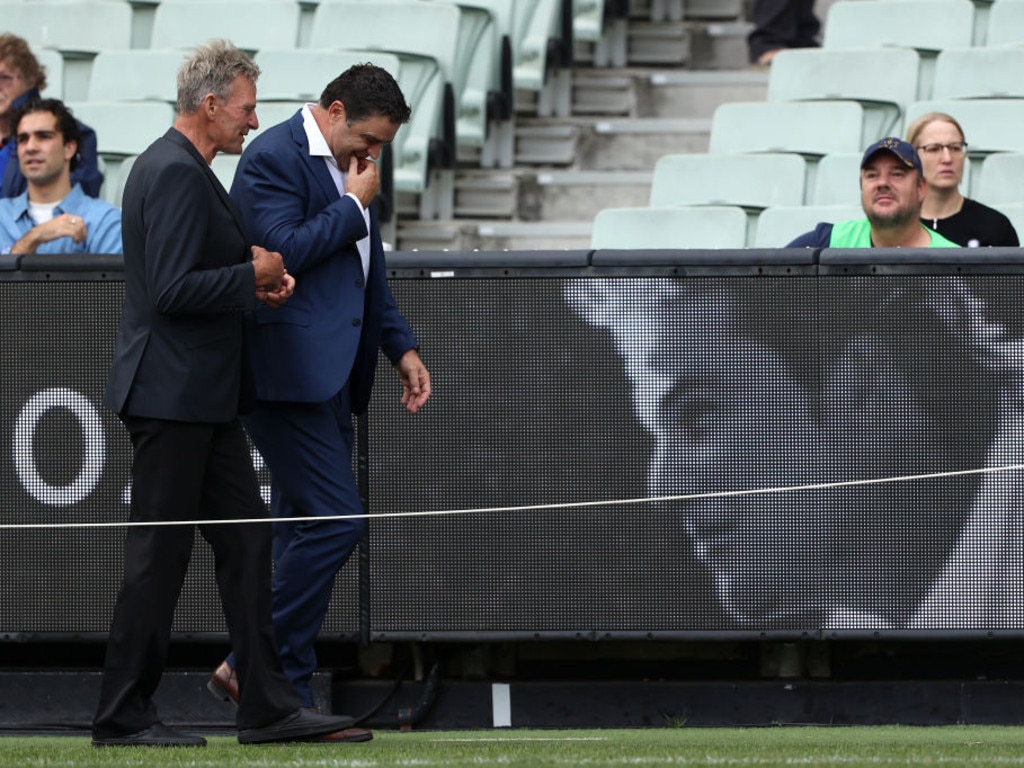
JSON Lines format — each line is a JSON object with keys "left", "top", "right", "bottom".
{"left": 520, "top": 169, "right": 653, "bottom": 221}
{"left": 639, "top": 69, "right": 768, "bottom": 119}
{"left": 396, "top": 219, "right": 592, "bottom": 252}
{"left": 689, "top": 21, "right": 755, "bottom": 71}
{"left": 515, "top": 115, "right": 709, "bottom": 171}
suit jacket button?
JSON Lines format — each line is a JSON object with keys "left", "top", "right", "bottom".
{"left": 355, "top": 278, "right": 364, "bottom": 288}
{"left": 352, "top": 318, "right": 362, "bottom": 327}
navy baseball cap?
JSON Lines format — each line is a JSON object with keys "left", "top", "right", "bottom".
{"left": 861, "top": 137, "right": 923, "bottom": 174}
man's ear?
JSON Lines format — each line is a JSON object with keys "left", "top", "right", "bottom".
{"left": 328, "top": 100, "right": 347, "bottom": 123}
{"left": 63, "top": 139, "right": 77, "bottom": 164}
{"left": 202, "top": 92, "right": 219, "bottom": 118}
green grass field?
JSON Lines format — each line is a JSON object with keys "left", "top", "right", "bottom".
{"left": 4, "top": 726, "right": 1024, "bottom": 767}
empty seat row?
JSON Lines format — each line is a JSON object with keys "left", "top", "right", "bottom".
{"left": 591, "top": 200, "right": 1024, "bottom": 250}
{"left": 824, "top": 0, "right": 1024, "bottom": 48}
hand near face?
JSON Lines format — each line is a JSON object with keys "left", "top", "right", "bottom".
{"left": 395, "top": 348, "right": 431, "bottom": 414}
{"left": 345, "top": 153, "right": 380, "bottom": 209}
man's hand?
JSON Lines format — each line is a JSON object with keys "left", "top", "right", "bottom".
{"left": 251, "top": 245, "right": 285, "bottom": 291}
{"left": 257, "top": 271, "right": 295, "bottom": 308}
{"left": 345, "top": 154, "right": 380, "bottom": 209}
{"left": 395, "top": 348, "right": 431, "bottom": 414}
{"left": 10, "top": 213, "right": 87, "bottom": 254}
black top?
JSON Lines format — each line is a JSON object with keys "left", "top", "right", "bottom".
{"left": 920, "top": 197, "right": 1019, "bottom": 247}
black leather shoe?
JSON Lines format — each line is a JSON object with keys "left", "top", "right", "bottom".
{"left": 92, "top": 723, "right": 207, "bottom": 747}
{"left": 238, "top": 708, "right": 356, "bottom": 744}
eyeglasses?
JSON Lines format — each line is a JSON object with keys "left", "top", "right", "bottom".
{"left": 916, "top": 142, "right": 968, "bottom": 156}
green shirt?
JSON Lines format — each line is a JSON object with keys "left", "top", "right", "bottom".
{"left": 830, "top": 218, "right": 959, "bottom": 248}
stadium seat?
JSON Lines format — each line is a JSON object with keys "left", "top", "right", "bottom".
{"left": 904, "top": 100, "right": 1024, "bottom": 156}
{"left": 989, "top": 202, "right": 1024, "bottom": 244}
{"left": 753, "top": 204, "right": 866, "bottom": 248}
{"left": 85, "top": 49, "right": 183, "bottom": 103}
{"left": 0, "top": 2, "right": 132, "bottom": 53}
{"left": 985, "top": 1, "right": 1024, "bottom": 46}
{"left": 210, "top": 153, "right": 242, "bottom": 192}
{"left": 0, "top": 1, "right": 132, "bottom": 101}
{"left": 649, "top": 153, "right": 807, "bottom": 209}
{"left": 420, "top": 0, "right": 514, "bottom": 167}
{"left": 971, "top": 153, "right": 1024, "bottom": 207}
{"left": 310, "top": 2, "right": 461, "bottom": 219}
{"left": 931, "top": 47, "right": 1024, "bottom": 101}
{"left": 66, "top": 101, "right": 174, "bottom": 203}
{"left": 104, "top": 153, "right": 137, "bottom": 209}
{"left": 512, "top": 0, "right": 573, "bottom": 117}
{"left": 37, "top": 48, "right": 65, "bottom": 101}
{"left": 810, "top": 153, "right": 863, "bottom": 207}
{"left": 65, "top": 101, "right": 173, "bottom": 157}
{"left": 590, "top": 205, "right": 749, "bottom": 249}
{"left": 767, "top": 48, "right": 920, "bottom": 139}
{"left": 708, "top": 101, "right": 866, "bottom": 158}
{"left": 823, "top": 0, "right": 974, "bottom": 55}
{"left": 878, "top": 0, "right": 993, "bottom": 44}
{"left": 252, "top": 49, "right": 402, "bottom": 103}
{"left": 822, "top": 1, "right": 972, "bottom": 100}
{"left": 251, "top": 101, "right": 305, "bottom": 130}
{"left": 150, "top": 1, "right": 301, "bottom": 51}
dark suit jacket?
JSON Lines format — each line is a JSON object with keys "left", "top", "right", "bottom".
{"left": 104, "top": 128, "right": 257, "bottom": 422}
{"left": 230, "top": 110, "right": 417, "bottom": 415}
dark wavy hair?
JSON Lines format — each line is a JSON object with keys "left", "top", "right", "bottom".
{"left": 319, "top": 63, "right": 411, "bottom": 125}
{"left": 13, "top": 98, "right": 81, "bottom": 171}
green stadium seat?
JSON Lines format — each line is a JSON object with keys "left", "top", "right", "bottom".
{"left": 649, "top": 153, "right": 807, "bottom": 209}
{"left": 754, "top": 204, "right": 866, "bottom": 248}
{"left": 768, "top": 48, "right": 920, "bottom": 139}
{"left": 590, "top": 205, "right": 749, "bottom": 249}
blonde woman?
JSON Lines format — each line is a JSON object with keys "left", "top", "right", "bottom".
{"left": 905, "top": 112, "right": 1019, "bottom": 247}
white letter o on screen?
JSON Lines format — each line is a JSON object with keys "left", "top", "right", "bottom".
{"left": 13, "top": 388, "right": 106, "bottom": 507}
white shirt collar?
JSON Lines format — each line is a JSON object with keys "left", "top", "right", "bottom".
{"left": 301, "top": 103, "right": 337, "bottom": 167}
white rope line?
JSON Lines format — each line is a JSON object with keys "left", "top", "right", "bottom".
{"left": 3, "top": 462, "right": 1023, "bottom": 531}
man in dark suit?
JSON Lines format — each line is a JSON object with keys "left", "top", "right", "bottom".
{"left": 92, "top": 40, "right": 353, "bottom": 748}
{"left": 206, "top": 65, "right": 430, "bottom": 734}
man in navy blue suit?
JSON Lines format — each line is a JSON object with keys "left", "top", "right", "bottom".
{"left": 208, "top": 64, "right": 430, "bottom": 740}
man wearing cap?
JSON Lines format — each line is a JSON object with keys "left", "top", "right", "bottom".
{"left": 787, "top": 137, "right": 959, "bottom": 248}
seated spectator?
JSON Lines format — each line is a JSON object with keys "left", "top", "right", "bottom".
{"left": 0, "top": 99, "right": 121, "bottom": 254}
{"left": 787, "top": 138, "right": 958, "bottom": 248}
{"left": 748, "top": 0, "right": 820, "bottom": 67}
{"left": 0, "top": 34, "right": 102, "bottom": 198}
{"left": 905, "top": 112, "right": 1019, "bottom": 248}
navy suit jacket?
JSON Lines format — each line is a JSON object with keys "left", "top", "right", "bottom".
{"left": 231, "top": 110, "right": 417, "bottom": 415}
{"left": 104, "top": 129, "right": 257, "bottom": 422}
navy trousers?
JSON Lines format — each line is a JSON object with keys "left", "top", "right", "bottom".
{"left": 239, "top": 385, "right": 365, "bottom": 707}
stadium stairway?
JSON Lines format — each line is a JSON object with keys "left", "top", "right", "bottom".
{"left": 394, "top": 3, "right": 769, "bottom": 251}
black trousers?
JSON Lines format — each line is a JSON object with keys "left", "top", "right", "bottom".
{"left": 748, "top": 0, "right": 821, "bottom": 62}
{"left": 93, "top": 417, "right": 302, "bottom": 737}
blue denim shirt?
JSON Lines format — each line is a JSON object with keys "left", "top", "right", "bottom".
{"left": 0, "top": 183, "right": 122, "bottom": 254}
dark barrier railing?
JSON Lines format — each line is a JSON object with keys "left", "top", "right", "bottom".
{"left": 3, "top": 249, "right": 1024, "bottom": 642}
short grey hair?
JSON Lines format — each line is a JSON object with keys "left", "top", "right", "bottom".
{"left": 176, "top": 39, "right": 259, "bottom": 114}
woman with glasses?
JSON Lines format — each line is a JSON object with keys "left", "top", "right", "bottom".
{"left": 905, "top": 112, "right": 1019, "bottom": 247}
